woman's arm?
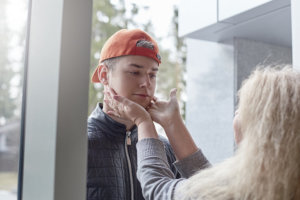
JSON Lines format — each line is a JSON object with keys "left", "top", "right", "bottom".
{"left": 137, "top": 138, "right": 185, "bottom": 200}
{"left": 148, "top": 89, "right": 199, "bottom": 161}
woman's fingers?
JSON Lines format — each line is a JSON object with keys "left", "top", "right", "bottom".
{"left": 105, "top": 97, "right": 125, "bottom": 118}
{"left": 152, "top": 96, "right": 158, "bottom": 102}
{"left": 104, "top": 99, "right": 114, "bottom": 109}
{"left": 169, "top": 88, "right": 177, "bottom": 99}
{"left": 113, "top": 95, "right": 130, "bottom": 106}
{"left": 104, "top": 86, "right": 117, "bottom": 102}
{"left": 108, "top": 86, "right": 118, "bottom": 96}
{"left": 107, "top": 110, "right": 121, "bottom": 118}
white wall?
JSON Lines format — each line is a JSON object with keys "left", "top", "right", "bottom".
{"left": 292, "top": 0, "right": 300, "bottom": 69}
{"left": 218, "top": 0, "right": 271, "bottom": 20}
{"left": 234, "top": 38, "right": 292, "bottom": 101}
{"left": 185, "top": 39, "right": 234, "bottom": 164}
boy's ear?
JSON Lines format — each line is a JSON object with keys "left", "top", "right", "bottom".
{"left": 97, "top": 64, "right": 109, "bottom": 85}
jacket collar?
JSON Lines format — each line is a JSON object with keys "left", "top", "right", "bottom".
{"left": 89, "top": 103, "right": 137, "bottom": 138}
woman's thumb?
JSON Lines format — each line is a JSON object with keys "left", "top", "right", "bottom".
{"left": 169, "top": 88, "right": 177, "bottom": 99}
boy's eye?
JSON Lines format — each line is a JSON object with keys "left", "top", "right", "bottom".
{"left": 129, "top": 71, "right": 140, "bottom": 75}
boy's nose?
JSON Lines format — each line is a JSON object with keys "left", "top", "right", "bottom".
{"left": 140, "top": 76, "right": 151, "bottom": 88}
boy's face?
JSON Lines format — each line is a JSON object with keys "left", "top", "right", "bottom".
{"left": 107, "top": 55, "right": 158, "bottom": 108}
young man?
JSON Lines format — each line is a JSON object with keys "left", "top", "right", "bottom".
{"left": 87, "top": 29, "right": 180, "bottom": 200}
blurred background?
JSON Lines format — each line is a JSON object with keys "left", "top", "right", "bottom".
{"left": 0, "top": 0, "right": 185, "bottom": 199}
{"left": 1, "top": 0, "right": 27, "bottom": 199}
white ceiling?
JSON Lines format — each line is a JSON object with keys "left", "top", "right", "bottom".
{"left": 185, "top": 3, "right": 292, "bottom": 47}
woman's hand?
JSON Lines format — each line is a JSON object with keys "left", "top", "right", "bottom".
{"left": 105, "top": 86, "right": 158, "bottom": 139}
{"left": 148, "top": 88, "right": 181, "bottom": 128}
{"left": 104, "top": 87, "right": 151, "bottom": 126}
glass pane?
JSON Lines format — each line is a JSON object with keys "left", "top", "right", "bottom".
{"left": 88, "top": 0, "right": 185, "bottom": 115}
{"left": 87, "top": 0, "right": 185, "bottom": 198}
{"left": 0, "top": 0, "right": 29, "bottom": 199}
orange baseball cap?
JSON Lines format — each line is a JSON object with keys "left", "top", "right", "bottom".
{"left": 91, "top": 29, "right": 161, "bottom": 83}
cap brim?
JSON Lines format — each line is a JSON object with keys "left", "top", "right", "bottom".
{"left": 91, "top": 66, "right": 100, "bottom": 83}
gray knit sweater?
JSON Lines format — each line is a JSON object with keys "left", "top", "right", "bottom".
{"left": 137, "top": 138, "right": 210, "bottom": 200}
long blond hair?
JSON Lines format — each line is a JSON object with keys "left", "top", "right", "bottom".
{"left": 177, "top": 66, "right": 300, "bottom": 200}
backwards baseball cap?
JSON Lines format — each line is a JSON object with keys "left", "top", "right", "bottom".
{"left": 91, "top": 29, "right": 161, "bottom": 83}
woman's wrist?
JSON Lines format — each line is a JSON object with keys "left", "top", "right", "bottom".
{"left": 137, "top": 120, "right": 158, "bottom": 140}
{"left": 162, "top": 113, "right": 198, "bottom": 160}
{"left": 161, "top": 112, "right": 182, "bottom": 130}
{"left": 135, "top": 113, "right": 152, "bottom": 126}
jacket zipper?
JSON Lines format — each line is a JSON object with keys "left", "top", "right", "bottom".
{"left": 125, "top": 130, "right": 134, "bottom": 200}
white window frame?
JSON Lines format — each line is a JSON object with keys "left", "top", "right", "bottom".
{"left": 21, "top": 0, "right": 92, "bottom": 199}
{"left": 292, "top": 0, "right": 300, "bottom": 69}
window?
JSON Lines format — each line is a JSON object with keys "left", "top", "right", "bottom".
{"left": 0, "top": 0, "right": 29, "bottom": 199}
